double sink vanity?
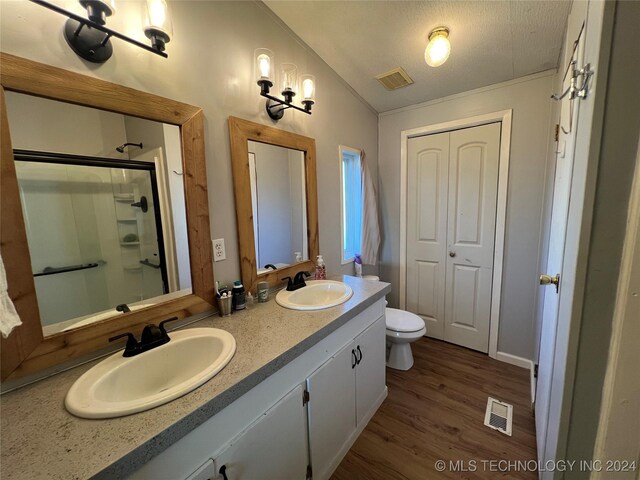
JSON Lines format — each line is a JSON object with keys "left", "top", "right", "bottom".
{"left": 0, "top": 54, "right": 389, "bottom": 480}
{"left": 1, "top": 275, "right": 389, "bottom": 480}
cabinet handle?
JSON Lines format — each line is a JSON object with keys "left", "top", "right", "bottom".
{"left": 356, "top": 345, "right": 363, "bottom": 365}
{"left": 351, "top": 349, "right": 357, "bottom": 369}
{"left": 219, "top": 465, "right": 229, "bottom": 480}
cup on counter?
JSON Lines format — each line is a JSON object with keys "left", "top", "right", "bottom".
{"left": 257, "top": 281, "right": 269, "bottom": 303}
{"left": 217, "top": 295, "right": 233, "bottom": 316}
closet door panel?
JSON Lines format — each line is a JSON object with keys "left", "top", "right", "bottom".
{"left": 406, "top": 133, "right": 449, "bottom": 339}
{"left": 444, "top": 123, "right": 500, "bottom": 352}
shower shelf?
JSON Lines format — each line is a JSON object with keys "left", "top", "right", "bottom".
{"left": 123, "top": 265, "right": 143, "bottom": 272}
{"left": 114, "top": 194, "right": 135, "bottom": 202}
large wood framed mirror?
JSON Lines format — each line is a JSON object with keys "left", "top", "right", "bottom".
{"left": 0, "top": 53, "right": 215, "bottom": 382}
{"left": 228, "top": 117, "right": 319, "bottom": 293}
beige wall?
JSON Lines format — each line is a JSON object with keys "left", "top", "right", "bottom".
{"left": 378, "top": 72, "right": 555, "bottom": 360}
{"left": 0, "top": 0, "right": 378, "bottom": 287}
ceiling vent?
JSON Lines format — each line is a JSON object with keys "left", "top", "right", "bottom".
{"left": 375, "top": 67, "right": 414, "bottom": 90}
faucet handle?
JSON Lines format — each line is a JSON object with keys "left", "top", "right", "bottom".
{"left": 159, "top": 316, "right": 180, "bottom": 335}
{"left": 108, "top": 332, "right": 140, "bottom": 357}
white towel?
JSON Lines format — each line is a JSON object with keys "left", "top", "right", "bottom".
{"left": 359, "top": 150, "right": 381, "bottom": 266}
{"left": 0, "top": 253, "right": 22, "bottom": 339}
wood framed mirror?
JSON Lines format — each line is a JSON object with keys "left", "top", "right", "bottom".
{"left": 228, "top": 117, "right": 319, "bottom": 293}
{"left": 0, "top": 53, "right": 215, "bottom": 382}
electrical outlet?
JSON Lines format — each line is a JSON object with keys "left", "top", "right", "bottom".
{"left": 212, "top": 238, "right": 226, "bottom": 262}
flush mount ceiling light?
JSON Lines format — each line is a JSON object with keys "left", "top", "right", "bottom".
{"left": 255, "top": 48, "right": 315, "bottom": 121}
{"left": 424, "top": 27, "right": 451, "bottom": 67}
{"left": 30, "top": 0, "right": 172, "bottom": 63}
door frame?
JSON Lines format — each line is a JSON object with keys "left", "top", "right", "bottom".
{"left": 399, "top": 109, "right": 512, "bottom": 359}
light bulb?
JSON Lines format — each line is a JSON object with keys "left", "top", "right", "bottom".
{"left": 301, "top": 75, "right": 315, "bottom": 102}
{"left": 254, "top": 49, "right": 274, "bottom": 83}
{"left": 425, "top": 27, "right": 450, "bottom": 67}
{"left": 258, "top": 55, "right": 271, "bottom": 79}
{"left": 281, "top": 63, "right": 297, "bottom": 94}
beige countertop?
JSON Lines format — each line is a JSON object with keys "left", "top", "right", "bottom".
{"left": 0, "top": 276, "right": 390, "bottom": 480}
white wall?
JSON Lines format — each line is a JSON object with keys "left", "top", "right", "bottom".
{"left": 378, "top": 72, "right": 555, "bottom": 360}
{"left": 0, "top": 0, "right": 378, "bottom": 289}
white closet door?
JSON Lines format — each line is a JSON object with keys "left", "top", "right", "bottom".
{"left": 444, "top": 123, "right": 501, "bottom": 352}
{"left": 406, "top": 132, "right": 449, "bottom": 339}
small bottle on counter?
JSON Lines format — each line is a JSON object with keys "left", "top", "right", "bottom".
{"left": 315, "top": 255, "right": 326, "bottom": 280}
{"left": 257, "top": 281, "right": 269, "bottom": 303}
{"left": 232, "top": 280, "right": 246, "bottom": 311}
{"left": 245, "top": 291, "right": 254, "bottom": 310}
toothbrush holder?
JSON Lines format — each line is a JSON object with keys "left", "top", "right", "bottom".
{"left": 217, "top": 296, "right": 233, "bottom": 317}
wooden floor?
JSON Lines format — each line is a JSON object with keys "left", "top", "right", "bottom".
{"left": 332, "top": 338, "right": 537, "bottom": 480}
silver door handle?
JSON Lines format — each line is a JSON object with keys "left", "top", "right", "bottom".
{"left": 449, "top": 251, "right": 456, "bottom": 257}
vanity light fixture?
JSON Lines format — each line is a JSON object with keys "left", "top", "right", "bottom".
{"left": 29, "top": 0, "right": 172, "bottom": 63}
{"left": 255, "top": 49, "right": 315, "bottom": 121}
{"left": 424, "top": 27, "right": 451, "bottom": 67}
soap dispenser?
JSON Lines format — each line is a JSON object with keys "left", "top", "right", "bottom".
{"left": 315, "top": 255, "right": 326, "bottom": 280}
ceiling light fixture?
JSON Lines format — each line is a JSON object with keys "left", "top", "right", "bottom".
{"left": 255, "top": 48, "right": 315, "bottom": 121}
{"left": 30, "top": 0, "right": 172, "bottom": 63}
{"left": 424, "top": 27, "right": 451, "bottom": 67}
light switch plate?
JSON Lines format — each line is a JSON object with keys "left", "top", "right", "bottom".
{"left": 213, "top": 238, "right": 226, "bottom": 262}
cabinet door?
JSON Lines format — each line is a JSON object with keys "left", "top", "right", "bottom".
{"left": 213, "top": 383, "right": 309, "bottom": 480}
{"left": 307, "top": 341, "right": 356, "bottom": 480}
{"left": 355, "top": 315, "right": 387, "bottom": 425}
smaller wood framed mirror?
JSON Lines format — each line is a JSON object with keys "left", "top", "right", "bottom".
{"left": 228, "top": 117, "right": 319, "bottom": 293}
{"left": 0, "top": 54, "right": 215, "bottom": 382}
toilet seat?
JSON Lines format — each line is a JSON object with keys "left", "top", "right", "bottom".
{"left": 385, "top": 308, "right": 425, "bottom": 333}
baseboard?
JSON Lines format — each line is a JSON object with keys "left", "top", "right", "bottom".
{"left": 496, "top": 351, "right": 533, "bottom": 369}
{"left": 323, "top": 386, "right": 388, "bottom": 480}
{"left": 496, "top": 351, "right": 536, "bottom": 405}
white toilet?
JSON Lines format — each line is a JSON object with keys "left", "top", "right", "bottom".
{"left": 362, "top": 276, "right": 426, "bottom": 371}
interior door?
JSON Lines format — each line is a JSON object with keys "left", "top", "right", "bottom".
{"left": 406, "top": 132, "right": 449, "bottom": 339}
{"left": 444, "top": 123, "right": 501, "bottom": 352}
{"left": 535, "top": 1, "right": 586, "bottom": 463}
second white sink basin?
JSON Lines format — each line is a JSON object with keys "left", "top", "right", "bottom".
{"left": 65, "top": 328, "right": 236, "bottom": 419}
{"left": 276, "top": 280, "right": 353, "bottom": 310}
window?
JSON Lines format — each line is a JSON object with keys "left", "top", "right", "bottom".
{"left": 339, "top": 146, "right": 363, "bottom": 263}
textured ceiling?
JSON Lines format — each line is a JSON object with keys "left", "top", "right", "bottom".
{"left": 264, "top": 1, "right": 571, "bottom": 112}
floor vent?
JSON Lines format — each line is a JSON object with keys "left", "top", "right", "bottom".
{"left": 375, "top": 67, "right": 414, "bottom": 90}
{"left": 484, "top": 397, "right": 513, "bottom": 436}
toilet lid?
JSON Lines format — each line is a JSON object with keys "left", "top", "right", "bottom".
{"left": 385, "top": 308, "right": 425, "bottom": 333}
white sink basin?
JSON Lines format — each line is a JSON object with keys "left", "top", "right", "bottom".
{"left": 275, "top": 280, "right": 353, "bottom": 310}
{"left": 65, "top": 328, "right": 236, "bottom": 419}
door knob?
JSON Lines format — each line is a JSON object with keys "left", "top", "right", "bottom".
{"left": 540, "top": 273, "right": 560, "bottom": 293}
{"left": 449, "top": 251, "right": 456, "bottom": 257}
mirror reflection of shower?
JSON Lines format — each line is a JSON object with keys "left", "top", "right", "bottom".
{"left": 116, "top": 142, "right": 144, "bottom": 154}
{"left": 14, "top": 150, "right": 169, "bottom": 329}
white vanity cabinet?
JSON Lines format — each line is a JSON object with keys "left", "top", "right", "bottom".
{"left": 307, "top": 316, "right": 386, "bottom": 480}
{"left": 212, "top": 384, "right": 309, "bottom": 479}
{"left": 129, "top": 299, "right": 386, "bottom": 480}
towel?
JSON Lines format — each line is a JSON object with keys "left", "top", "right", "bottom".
{"left": 359, "top": 150, "right": 381, "bottom": 266}
{"left": 0, "top": 253, "right": 22, "bottom": 339}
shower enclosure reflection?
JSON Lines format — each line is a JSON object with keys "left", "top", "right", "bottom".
{"left": 5, "top": 91, "right": 192, "bottom": 336}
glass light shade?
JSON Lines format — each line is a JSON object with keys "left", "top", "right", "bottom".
{"left": 280, "top": 63, "right": 298, "bottom": 94}
{"left": 300, "top": 74, "right": 316, "bottom": 102}
{"left": 254, "top": 48, "right": 274, "bottom": 82}
{"left": 144, "top": 0, "right": 173, "bottom": 39}
{"left": 79, "top": 0, "right": 116, "bottom": 25}
{"left": 424, "top": 28, "right": 450, "bottom": 67}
